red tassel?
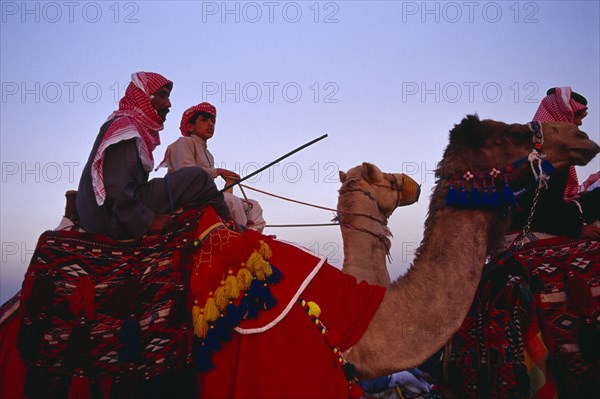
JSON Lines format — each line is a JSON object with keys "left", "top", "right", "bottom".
{"left": 68, "top": 369, "right": 93, "bottom": 399}
{"left": 70, "top": 276, "right": 95, "bottom": 319}
{"left": 565, "top": 272, "right": 593, "bottom": 317}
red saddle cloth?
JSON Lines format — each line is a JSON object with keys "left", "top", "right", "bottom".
{"left": 0, "top": 206, "right": 385, "bottom": 399}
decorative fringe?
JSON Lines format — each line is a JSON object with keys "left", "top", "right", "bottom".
{"left": 69, "top": 276, "right": 95, "bottom": 320}
{"left": 223, "top": 303, "right": 243, "bottom": 328}
{"left": 119, "top": 317, "right": 141, "bottom": 363}
{"left": 192, "top": 337, "right": 214, "bottom": 372}
{"left": 192, "top": 305, "right": 208, "bottom": 338}
{"left": 112, "top": 364, "right": 141, "bottom": 399}
{"left": 68, "top": 368, "right": 93, "bottom": 399}
{"left": 577, "top": 317, "right": 600, "bottom": 363}
{"left": 202, "top": 326, "right": 222, "bottom": 352}
{"left": 470, "top": 186, "right": 481, "bottom": 208}
{"left": 24, "top": 361, "right": 51, "bottom": 399}
{"left": 236, "top": 267, "right": 253, "bottom": 291}
{"left": 518, "top": 284, "right": 535, "bottom": 308}
{"left": 459, "top": 184, "right": 470, "bottom": 208}
{"left": 502, "top": 173, "right": 515, "bottom": 205}
{"left": 342, "top": 362, "right": 358, "bottom": 380}
{"left": 17, "top": 316, "right": 49, "bottom": 361}
{"left": 446, "top": 183, "right": 458, "bottom": 206}
{"left": 565, "top": 272, "right": 593, "bottom": 317}
{"left": 245, "top": 251, "right": 273, "bottom": 281}
{"left": 513, "top": 362, "right": 530, "bottom": 396}
{"left": 266, "top": 265, "right": 283, "bottom": 284}
{"left": 64, "top": 319, "right": 91, "bottom": 370}
{"left": 214, "top": 286, "right": 228, "bottom": 310}
{"left": 203, "top": 297, "right": 220, "bottom": 322}
{"left": 224, "top": 272, "right": 239, "bottom": 299}
{"left": 258, "top": 240, "right": 272, "bottom": 260}
{"left": 476, "top": 363, "right": 490, "bottom": 399}
{"left": 25, "top": 273, "right": 55, "bottom": 315}
{"left": 447, "top": 360, "right": 464, "bottom": 396}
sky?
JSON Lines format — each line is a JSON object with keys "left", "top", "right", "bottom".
{"left": 1, "top": 0, "right": 599, "bottom": 303}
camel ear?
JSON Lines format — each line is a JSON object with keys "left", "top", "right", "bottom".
{"left": 449, "top": 114, "right": 485, "bottom": 147}
{"left": 339, "top": 171, "right": 347, "bottom": 183}
{"left": 361, "top": 162, "right": 381, "bottom": 183}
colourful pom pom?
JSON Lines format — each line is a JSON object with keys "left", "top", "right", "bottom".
{"left": 214, "top": 286, "right": 228, "bottom": 311}
{"left": 192, "top": 305, "right": 208, "bottom": 338}
{"left": 224, "top": 274, "right": 239, "bottom": 299}
{"left": 307, "top": 301, "right": 321, "bottom": 318}
{"left": 204, "top": 298, "right": 220, "bottom": 322}
{"left": 236, "top": 268, "right": 253, "bottom": 291}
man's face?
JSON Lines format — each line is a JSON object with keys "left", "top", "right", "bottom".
{"left": 574, "top": 109, "right": 588, "bottom": 126}
{"left": 187, "top": 115, "right": 215, "bottom": 140}
{"left": 151, "top": 85, "right": 172, "bottom": 122}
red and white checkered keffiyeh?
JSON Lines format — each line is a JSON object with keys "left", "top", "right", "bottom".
{"left": 179, "top": 102, "right": 217, "bottom": 136}
{"left": 533, "top": 87, "right": 588, "bottom": 202}
{"left": 92, "top": 72, "right": 172, "bottom": 205}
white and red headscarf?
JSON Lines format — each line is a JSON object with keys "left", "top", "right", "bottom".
{"left": 533, "top": 87, "right": 588, "bottom": 202}
{"left": 179, "top": 102, "right": 217, "bottom": 136}
{"left": 92, "top": 72, "right": 172, "bottom": 205}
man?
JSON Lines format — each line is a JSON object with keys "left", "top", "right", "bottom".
{"left": 76, "top": 72, "right": 232, "bottom": 239}
{"left": 161, "top": 102, "right": 266, "bottom": 231}
{"left": 510, "top": 86, "right": 600, "bottom": 239}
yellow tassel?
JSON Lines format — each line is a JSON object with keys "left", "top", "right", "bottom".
{"left": 246, "top": 251, "right": 272, "bottom": 281}
{"left": 237, "top": 267, "right": 253, "bottom": 291}
{"left": 204, "top": 297, "right": 220, "bottom": 322}
{"left": 225, "top": 274, "right": 239, "bottom": 299}
{"left": 192, "top": 305, "right": 208, "bottom": 338}
{"left": 259, "top": 240, "right": 272, "bottom": 260}
{"left": 307, "top": 301, "right": 321, "bottom": 318}
{"left": 214, "top": 286, "right": 228, "bottom": 310}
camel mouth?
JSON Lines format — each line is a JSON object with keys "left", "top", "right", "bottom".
{"left": 570, "top": 142, "right": 600, "bottom": 165}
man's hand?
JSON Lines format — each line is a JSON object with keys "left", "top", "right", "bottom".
{"left": 149, "top": 214, "right": 172, "bottom": 234}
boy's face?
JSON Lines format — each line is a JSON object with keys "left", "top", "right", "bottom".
{"left": 188, "top": 115, "right": 215, "bottom": 140}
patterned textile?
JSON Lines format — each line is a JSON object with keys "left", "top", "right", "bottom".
{"left": 92, "top": 71, "right": 172, "bottom": 205}
{"left": 17, "top": 207, "right": 202, "bottom": 396}
{"left": 16, "top": 205, "right": 280, "bottom": 397}
{"left": 446, "top": 237, "right": 599, "bottom": 399}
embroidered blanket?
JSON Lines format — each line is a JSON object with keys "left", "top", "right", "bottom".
{"left": 2, "top": 205, "right": 386, "bottom": 399}
{"left": 446, "top": 237, "right": 599, "bottom": 399}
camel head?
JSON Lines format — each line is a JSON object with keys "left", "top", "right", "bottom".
{"left": 437, "top": 115, "right": 600, "bottom": 191}
{"left": 339, "top": 162, "right": 420, "bottom": 218}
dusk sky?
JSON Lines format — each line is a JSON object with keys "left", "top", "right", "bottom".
{"left": 1, "top": 0, "right": 599, "bottom": 303}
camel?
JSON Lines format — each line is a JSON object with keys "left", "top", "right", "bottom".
{"left": 337, "top": 163, "right": 420, "bottom": 286}
{"left": 0, "top": 115, "right": 598, "bottom": 398}
{"left": 346, "top": 116, "right": 599, "bottom": 378}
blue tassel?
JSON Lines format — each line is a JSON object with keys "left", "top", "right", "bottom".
{"left": 541, "top": 160, "right": 555, "bottom": 175}
{"left": 459, "top": 186, "right": 470, "bottom": 208}
{"left": 446, "top": 183, "right": 458, "bottom": 206}
{"left": 237, "top": 296, "right": 249, "bottom": 319}
{"left": 245, "top": 297, "right": 259, "bottom": 319}
{"left": 203, "top": 326, "right": 222, "bottom": 352}
{"left": 470, "top": 187, "right": 481, "bottom": 208}
{"left": 491, "top": 187, "right": 501, "bottom": 208}
{"left": 223, "top": 303, "right": 243, "bottom": 328}
{"left": 503, "top": 183, "right": 515, "bottom": 205}
{"left": 266, "top": 265, "right": 283, "bottom": 284}
{"left": 119, "top": 317, "right": 141, "bottom": 363}
{"left": 260, "top": 285, "right": 277, "bottom": 310}
{"left": 192, "top": 337, "right": 214, "bottom": 372}
{"left": 213, "top": 317, "right": 231, "bottom": 343}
